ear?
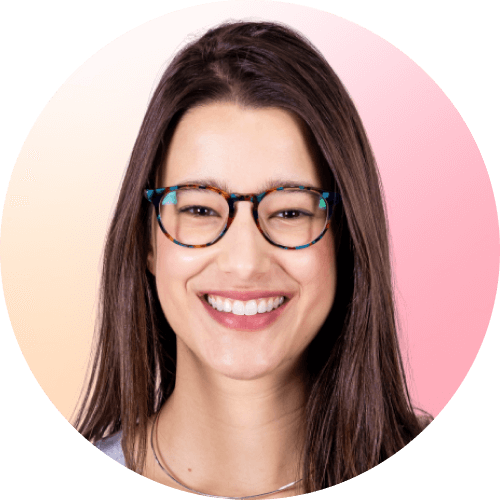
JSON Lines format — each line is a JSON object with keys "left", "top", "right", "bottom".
{"left": 147, "top": 219, "right": 157, "bottom": 276}
{"left": 147, "top": 251, "right": 156, "bottom": 276}
{"left": 147, "top": 246, "right": 156, "bottom": 276}
{"left": 146, "top": 207, "right": 157, "bottom": 276}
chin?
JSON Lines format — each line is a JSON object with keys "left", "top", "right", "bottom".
{"left": 204, "top": 348, "right": 288, "bottom": 381}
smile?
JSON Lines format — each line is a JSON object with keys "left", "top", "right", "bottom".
{"left": 205, "top": 294, "right": 285, "bottom": 315}
{"left": 199, "top": 292, "right": 292, "bottom": 331}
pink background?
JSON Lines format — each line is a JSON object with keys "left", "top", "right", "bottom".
{"left": 1, "top": 1, "right": 499, "bottom": 499}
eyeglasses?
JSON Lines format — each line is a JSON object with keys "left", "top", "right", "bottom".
{"left": 144, "top": 184, "right": 341, "bottom": 250}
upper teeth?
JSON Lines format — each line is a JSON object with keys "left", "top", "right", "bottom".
{"left": 207, "top": 295, "right": 285, "bottom": 315}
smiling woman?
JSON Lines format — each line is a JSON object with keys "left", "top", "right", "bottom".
{"left": 74, "top": 21, "right": 430, "bottom": 497}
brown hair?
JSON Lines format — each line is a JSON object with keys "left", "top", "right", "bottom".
{"left": 74, "top": 21, "right": 430, "bottom": 492}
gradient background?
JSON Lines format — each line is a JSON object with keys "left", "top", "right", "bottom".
{"left": 1, "top": 1, "right": 499, "bottom": 499}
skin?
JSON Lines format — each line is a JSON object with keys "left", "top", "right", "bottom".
{"left": 145, "top": 102, "right": 336, "bottom": 497}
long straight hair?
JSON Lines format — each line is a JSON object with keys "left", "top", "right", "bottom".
{"left": 74, "top": 21, "right": 430, "bottom": 492}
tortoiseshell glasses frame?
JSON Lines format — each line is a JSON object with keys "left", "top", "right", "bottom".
{"left": 144, "top": 184, "right": 341, "bottom": 250}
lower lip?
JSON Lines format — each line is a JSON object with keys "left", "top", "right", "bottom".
{"left": 200, "top": 296, "right": 290, "bottom": 331}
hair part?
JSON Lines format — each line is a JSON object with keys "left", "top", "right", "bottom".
{"left": 74, "top": 20, "right": 431, "bottom": 492}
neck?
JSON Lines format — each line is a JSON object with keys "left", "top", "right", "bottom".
{"left": 153, "top": 343, "right": 308, "bottom": 498}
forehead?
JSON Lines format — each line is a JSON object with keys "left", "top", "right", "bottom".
{"left": 161, "top": 102, "right": 326, "bottom": 192}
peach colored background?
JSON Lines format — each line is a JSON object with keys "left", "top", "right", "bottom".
{"left": 1, "top": 1, "right": 499, "bottom": 499}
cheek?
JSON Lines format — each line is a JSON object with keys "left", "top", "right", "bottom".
{"left": 285, "top": 234, "right": 336, "bottom": 323}
{"left": 293, "top": 233, "right": 335, "bottom": 287}
{"left": 153, "top": 239, "right": 202, "bottom": 323}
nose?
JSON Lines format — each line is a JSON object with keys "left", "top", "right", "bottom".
{"left": 216, "top": 201, "right": 272, "bottom": 279}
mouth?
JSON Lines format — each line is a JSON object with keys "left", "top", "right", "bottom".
{"left": 203, "top": 293, "right": 288, "bottom": 315}
{"left": 198, "top": 292, "right": 292, "bottom": 331}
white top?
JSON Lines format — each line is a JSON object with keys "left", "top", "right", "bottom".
{"left": 95, "top": 431, "right": 125, "bottom": 466}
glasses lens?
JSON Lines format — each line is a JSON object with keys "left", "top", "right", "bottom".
{"left": 159, "top": 188, "right": 329, "bottom": 248}
{"left": 160, "top": 188, "right": 228, "bottom": 245}
{"left": 259, "top": 189, "right": 328, "bottom": 247}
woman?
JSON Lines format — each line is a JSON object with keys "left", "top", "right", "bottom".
{"left": 74, "top": 21, "right": 430, "bottom": 497}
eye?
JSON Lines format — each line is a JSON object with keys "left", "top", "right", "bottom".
{"left": 274, "top": 210, "right": 311, "bottom": 219}
{"left": 179, "top": 206, "right": 220, "bottom": 217}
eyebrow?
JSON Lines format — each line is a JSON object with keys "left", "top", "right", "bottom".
{"left": 172, "top": 178, "right": 321, "bottom": 193}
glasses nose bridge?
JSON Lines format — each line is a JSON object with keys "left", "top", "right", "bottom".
{"left": 226, "top": 192, "right": 261, "bottom": 232}
{"left": 229, "top": 193, "right": 256, "bottom": 203}
{"left": 228, "top": 193, "right": 259, "bottom": 214}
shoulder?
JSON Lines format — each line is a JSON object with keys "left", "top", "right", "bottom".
{"left": 95, "top": 431, "right": 126, "bottom": 466}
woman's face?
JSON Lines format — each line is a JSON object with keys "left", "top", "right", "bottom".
{"left": 148, "top": 102, "right": 336, "bottom": 381}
